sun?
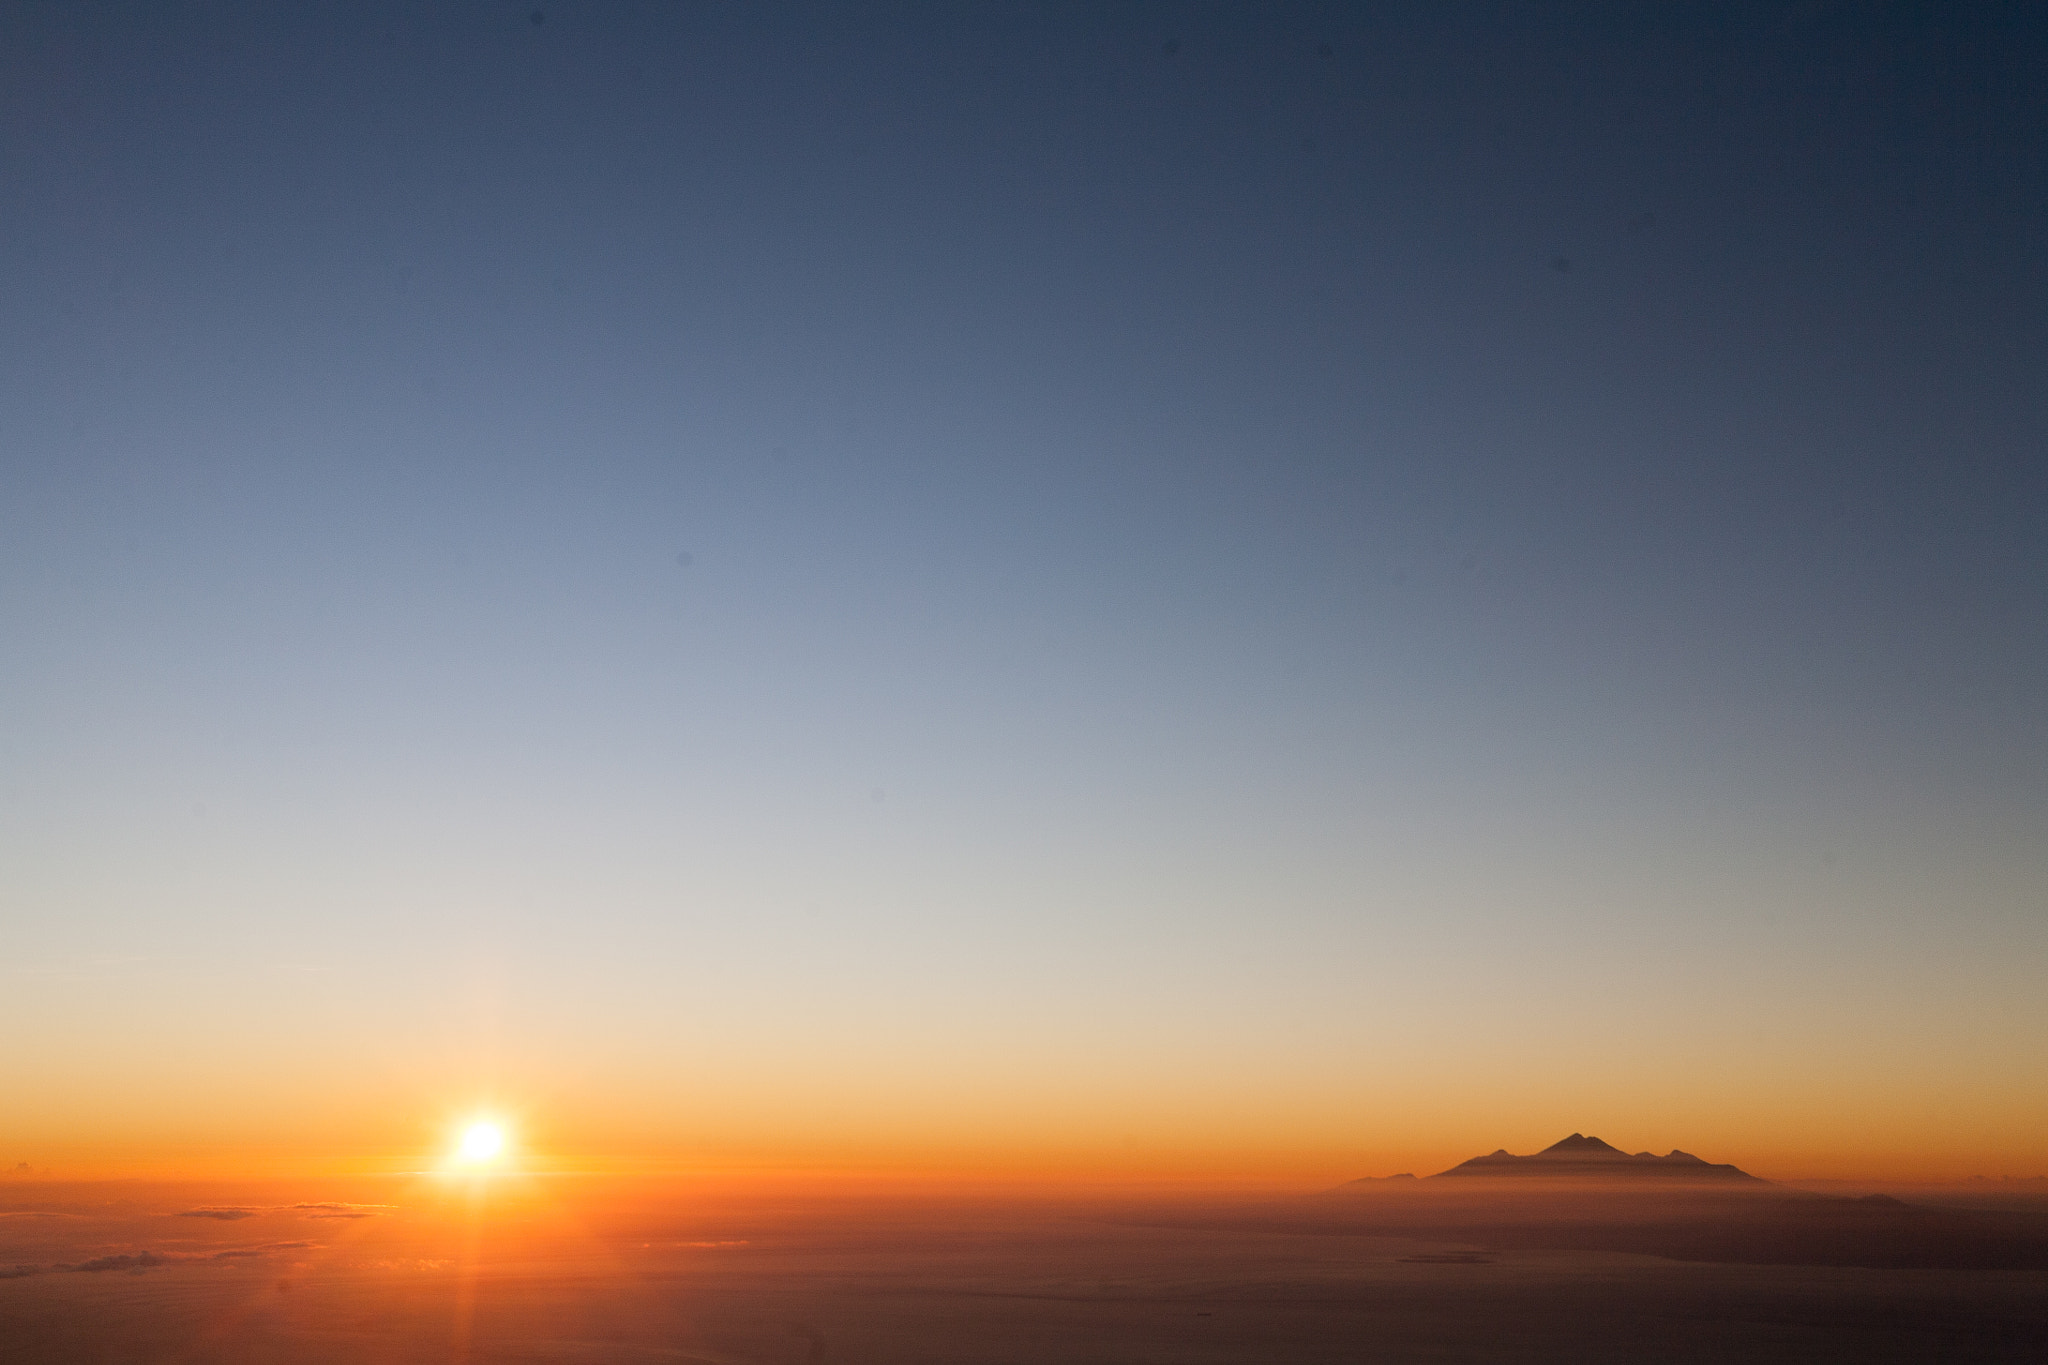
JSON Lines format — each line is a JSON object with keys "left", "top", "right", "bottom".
{"left": 456, "top": 1120, "right": 507, "bottom": 1164}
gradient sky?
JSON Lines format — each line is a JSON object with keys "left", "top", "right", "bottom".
{"left": 3, "top": 2, "right": 2045, "bottom": 1180}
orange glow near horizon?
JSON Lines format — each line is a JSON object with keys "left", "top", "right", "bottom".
{"left": 6, "top": 1069, "right": 2045, "bottom": 1185}
{"left": 10, "top": 1116, "right": 2046, "bottom": 1188}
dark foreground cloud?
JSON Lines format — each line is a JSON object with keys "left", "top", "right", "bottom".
{"left": 10, "top": 1241, "right": 321, "bottom": 1278}
{"left": 165, "top": 1203, "right": 396, "bottom": 1223}
{"left": 206, "top": 1244, "right": 311, "bottom": 1268}
{"left": 66, "top": 1252, "right": 168, "bottom": 1273}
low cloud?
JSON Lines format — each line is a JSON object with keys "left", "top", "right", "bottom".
{"left": 292, "top": 1202, "right": 393, "bottom": 1219}
{"left": 67, "top": 1253, "right": 168, "bottom": 1273}
{"left": 210, "top": 1241, "right": 314, "bottom": 1259}
{"left": 170, "top": 1202, "right": 398, "bottom": 1223}
{"left": 24, "top": 1240, "right": 323, "bottom": 1278}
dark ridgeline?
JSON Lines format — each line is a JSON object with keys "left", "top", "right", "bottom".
{"left": 1300, "top": 1135, "right": 2048, "bottom": 1270}
{"left": 1430, "top": 1133, "right": 1762, "bottom": 1182}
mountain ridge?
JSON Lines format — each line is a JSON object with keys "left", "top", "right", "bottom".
{"left": 1344, "top": 1134, "right": 1765, "bottom": 1186}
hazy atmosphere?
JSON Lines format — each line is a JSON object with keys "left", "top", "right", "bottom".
{"left": 9, "top": 5, "right": 2048, "bottom": 1362}
{"left": 4, "top": 2, "right": 2045, "bottom": 1187}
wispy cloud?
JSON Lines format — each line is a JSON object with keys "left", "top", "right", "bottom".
{"left": 166, "top": 1203, "right": 396, "bottom": 1223}
{"left": 291, "top": 1202, "right": 394, "bottom": 1219}
{"left": 66, "top": 1252, "right": 168, "bottom": 1273}
{"left": 24, "top": 1241, "right": 322, "bottom": 1277}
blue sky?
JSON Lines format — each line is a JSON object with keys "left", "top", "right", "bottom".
{"left": 3, "top": 2, "right": 2044, "bottom": 1174}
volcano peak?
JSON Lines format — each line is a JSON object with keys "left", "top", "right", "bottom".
{"left": 1540, "top": 1133, "right": 1625, "bottom": 1155}
{"left": 1431, "top": 1135, "right": 1762, "bottom": 1182}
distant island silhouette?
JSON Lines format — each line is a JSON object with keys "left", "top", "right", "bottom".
{"left": 1254, "top": 1137, "right": 2048, "bottom": 1269}
{"left": 1428, "top": 1133, "right": 1762, "bottom": 1182}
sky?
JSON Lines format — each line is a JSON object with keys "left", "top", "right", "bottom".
{"left": 2, "top": 1, "right": 2044, "bottom": 1182}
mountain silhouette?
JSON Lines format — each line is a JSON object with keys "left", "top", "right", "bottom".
{"left": 1431, "top": 1133, "right": 1762, "bottom": 1182}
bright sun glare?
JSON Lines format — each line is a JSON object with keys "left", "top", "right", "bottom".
{"left": 457, "top": 1120, "right": 506, "bottom": 1164}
